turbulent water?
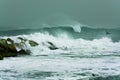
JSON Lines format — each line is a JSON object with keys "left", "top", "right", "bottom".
{"left": 0, "top": 26, "right": 120, "bottom": 80}
{"left": 0, "top": 0, "right": 120, "bottom": 80}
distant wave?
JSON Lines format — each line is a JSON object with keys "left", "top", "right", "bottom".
{"left": 0, "top": 26, "right": 120, "bottom": 42}
{"left": 0, "top": 32, "right": 120, "bottom": 56}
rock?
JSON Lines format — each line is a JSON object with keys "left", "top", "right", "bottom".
{"left": 18, "top": 37, "right": 27, "bottom": 42}
{"left": 0, "top": 55, "right": 3, "bottom": 60}
{"left": 29, "top": 40, "right": 39, "bottom": 47}
{"left": 0, "top": 37, "right": 33, "bottom": 59}
{"left": 0, "top": 51, "right": 17, "bottom": 57}
{"left": 18, "top": 37, "right": 38, "bottom": 47}
{"left": 0, "top": 47, "right": 17, "bottom": 57}
{"left": 18, "top": 49, "right": 30, "bottom": 55}
{"left": 0, "top": 39, "right": 8, "bottom": 50}
{"left": 6, "top": 38, "right": 17, "bottom": 52}
{"left": 7, "top": 38, "right": 14, "bottom": 44}
{"left": 0, "top": 38, "right": 17, "bottom": 52}
{"left": 47, "top": 41, "right": 58, "bottom": 50}
{"left": 7, "top": 44, "right": 17, "bottom": 52}
{"left": 0, "top": 38, "right": 17, "bottom": 57}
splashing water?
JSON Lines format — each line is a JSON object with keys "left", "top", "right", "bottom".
{"left": 0, "top": 32, "right": 120, "bottom": 80}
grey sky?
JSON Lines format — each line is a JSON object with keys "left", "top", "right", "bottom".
{"left": 0, "top": 0, "right": 120, "bottom": 30}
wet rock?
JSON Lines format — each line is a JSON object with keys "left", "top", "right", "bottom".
{"left": 0, "top": 38, "right": 17, "bottom": 52}
{"left": 0, "top": 51, "right": 17, "bottom": 57}
{"left": 7, "top": 38, "right": 14, "bottom": 44}
{"left": 18, "top": 37, "right": 27, "bottom": 42}
{"left": 18, "top": 49, "right": 30, "bottom": 55}
{"left": 29, "top": 40, "right": 39, "bottom": 47}
{"left": 0, "top": 37, "right": 39, "bottom": 59}
{"left": 0, "top": 39, "right": 8, "bottom": 50}
{"left": 6, "top": 38, "right": 17, "bottom": 52}
{"left": 0, "top": 55, "right": 3, "bottom": 60}
{"left": 0, "top": 38, "right": 17, "bottom": 57}
{"left": 47, "top": 41, "right": 58, "bottom": 50}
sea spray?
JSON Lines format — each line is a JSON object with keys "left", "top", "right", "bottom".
{"left": 0, "top": 32, "right": 120, "bottom": 80}
{"left": 0, "top": 33, "right": 120, "bottom": 56}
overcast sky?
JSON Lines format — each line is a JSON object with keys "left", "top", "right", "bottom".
{"left": 0, "top": 0, "right": 120, "bottom": 30}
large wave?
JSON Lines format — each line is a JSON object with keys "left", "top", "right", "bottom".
{"left": 0, "top": 29, "right": 120, "bottom": 80}
{"left": 0, "top": 27, "right": 120, "bottom": 42}
{"left": 1, "top": 32, "right": 120, "bottom": 56}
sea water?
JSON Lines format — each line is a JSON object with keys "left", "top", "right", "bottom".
{"left": 0, "top": 29, "right": 120, "bottom": 80}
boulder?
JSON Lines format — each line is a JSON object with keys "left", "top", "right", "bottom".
{"left": 0, "top": 55, "right": 3, "bottom": 60}
{"left": 7, "top": 38, "right": 14, "bottom": 44}
{"left": 47, "top": 41, "right": 58, "bottom": 50}
{"left": 0, "top": 37, "right": 39, "bottom": 59}
{"left": 0, "top": 51, "right": 17, "bottom": 57}
{"left": 0, "top": 39, "right": 8, "bottom": 50}
{"left": 18, "top": 49, "right": 30, "bottom": 55}
{"left": 0, "top": 38, "right": 17, "bottom": 57}
{"left": 18, "top": 37, "right": 27, "bottom": 42}
{"left": 6, "top": 38, "right": 17, "bottom": 52}
{"left": 18, "top": 37, "right": 38, "bottom": 47}
{"left": 29, "top": 40, "right": 39, "bottom": 47}
{"left": 0, "top": 38, "right": 17, "bottom": 52}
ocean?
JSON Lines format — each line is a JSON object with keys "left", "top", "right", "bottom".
{"left": 0, "top": 0, "right": 120, "bottom": 80}
{"left": 0, "top": 26, "right": 120, "bottom": 80}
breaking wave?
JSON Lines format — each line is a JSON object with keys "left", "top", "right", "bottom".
{"left": 0, "top": 26, "right": 120, "bottom": 41}
{"left": 0, "top": 23, "right": 120, "bottom": 80}
{"left": 0, "top": 32, "right": 120, "bottom": 80}
{"left": 1, "top": 32, "right": 120, "bottom": 56}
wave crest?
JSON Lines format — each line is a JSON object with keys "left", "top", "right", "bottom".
{"left": 1, "top": 33, "right": 120, "bottom": 56}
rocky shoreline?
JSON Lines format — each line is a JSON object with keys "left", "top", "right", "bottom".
{"left": 0, "top": 37, "right": 39, "bottom": 60}
{"left": 0, "top": 37, "right": 59, "bottom": 60}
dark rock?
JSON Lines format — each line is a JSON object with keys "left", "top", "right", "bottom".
{"left": 18, "top": 37, "right": 27, "bottom": 42}
{"left": 0, "top": 55, "right": 3, "bottom": 60}
{"left": 7, "top": 38, "right": 14, "bottom": 44}
{"left": 0, "top": 51, "right": 17, "bottom": 57}
{"left": 0, "top": 37, "right": 39, "bottom": 58}
{"left": 6, "top": 38, "right": 17, "bottom": 52}
{"left": 0, "top": 38, "right": 17, "bottom": 52}
{"left": 7, "top": 44, "right": 17, "bottom": 52}
{"left": 48, "top": 46, "right": 58, "bottom": 50}
{"left": 0, "top": 39, "right": 8, "bottom": 50}
{"left": 47, "top": 41, "right": 58, "bottom": 50}
{"left": 18, "top": 49, "right": 30, "bottom": 55}
{"left": 29, "top": 40, "right": 39, "bottom": 47}
{"left": 0, "top": 38, "right": 17, "bottom": 57}
{"left": 0, "top": 37, "right": 32, "bottom": 59}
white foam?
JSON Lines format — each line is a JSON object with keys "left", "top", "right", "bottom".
{"left": 1, "top": 32, "right": 120, "bottom": 56}
{"left": 0, "top": 33, "right": 120, "bottom": 80}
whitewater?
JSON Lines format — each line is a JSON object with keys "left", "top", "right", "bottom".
{"left": 0, "top": 31, "right": 120, "bottom": 80}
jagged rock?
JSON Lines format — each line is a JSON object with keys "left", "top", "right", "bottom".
{"left": 18, "top": 49, "right": 30, "bottom": 55}
{"left": 6, "top": 38, "right": 17, "bottom": 52}
{"left": 0, "top": 38, "right": 17, "bottom": 57}
{"left": 0, "top": 39, "right": 8, "bottom": 50}
{"left": 14, "top": 42, "right": 26, "bottom": 51}
{"left": 18, "top": 37, "right": 38, "bottom": 47}
{"left": 0, "top": 38, "right": 17, "bottom": 52}
{"left": 0, "top": 55, "right": 3, "bottom": 60}
{"left": 0, "top": 37, "right": 39, "bottom": 59}
{"left": 47, "top": 41, "right": 58, "bottom": 50}
{"left": 18, "top": 37, "right": 27, "bottom": 42}
{"left": 7, "top": 38, "right": 14, "bottom": 44}
{"left": 0, "top": 51, "right": 17, "bottom": 57}
{"left": 29, "top": 40, "right": 39, "bottom": 47}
